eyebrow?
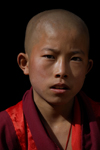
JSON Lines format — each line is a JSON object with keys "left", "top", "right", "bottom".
{"left": 41, "top": 48, "right": 85, "bottom": 55}
{"left": 41, "top": 48, "right": 59, "bottom": 52}
{"left": 70, "top": 49, "right": 85, "bottom": 55}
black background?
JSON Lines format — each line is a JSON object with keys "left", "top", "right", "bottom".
{"left": 0, "top": 2, "right": 100, "bottom": 111}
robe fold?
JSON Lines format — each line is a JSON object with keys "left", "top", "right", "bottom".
{"left": 0, "top": 87, "right": 100, "bottom": 150}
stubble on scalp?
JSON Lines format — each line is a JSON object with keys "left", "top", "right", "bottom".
{"left": 24, "top": 9, "right": 90, "bottom": 56}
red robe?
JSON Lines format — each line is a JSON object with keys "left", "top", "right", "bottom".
{"left": 0, "top": 87, "right": 100, "bottom": 150}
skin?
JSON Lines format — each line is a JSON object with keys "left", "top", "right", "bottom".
{"left": 17, "top": 9, "right": 93, "bottom": 150}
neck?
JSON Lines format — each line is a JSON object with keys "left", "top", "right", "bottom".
{"left": 34, "top": 93, "right": 74, "bottom": 126}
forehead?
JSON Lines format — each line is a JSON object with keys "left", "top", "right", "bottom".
{"left": 30, "top": 26, "right": 89, "bottom": 58}
{"left": 26, "top": 10, "right": 89, "bottom": 56}
{"left": 34, "top": 17, "right": 89, "bottom": 48}
{"left": 37, "top": 22, "right": 88, "bottom": 46}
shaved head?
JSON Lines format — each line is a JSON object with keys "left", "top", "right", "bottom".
{"left": 24, "top": 9, "right": 89, "bottom": 56}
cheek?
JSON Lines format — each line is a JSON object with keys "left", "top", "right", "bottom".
{"left": 73, "top": 68, "right": 86, "bottom": 79}
{"left": 71, "top": 65, "right": 87, "bottom": 85}
{"left": 29, "top": 58, "right": 51, "bottom": 85}
{"left": 71, "top": 61, "right": 87, "bottom": 76}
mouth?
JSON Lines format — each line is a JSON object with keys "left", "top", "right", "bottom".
{"left": 50, "top": 83, "right": 70, "bottom": 94}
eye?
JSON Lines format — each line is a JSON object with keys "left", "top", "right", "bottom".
{"left": 43, "top": 55, "right": 55, "bottom": 59}
{"left": 71, "top": 57, "right": 82, "bottom": 61}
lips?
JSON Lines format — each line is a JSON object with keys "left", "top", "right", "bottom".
{"left": 51, "top": 83, "right": 70, "bottom": 89}
{"left": 50, "top": 83, "right": 70, "bottom": 94}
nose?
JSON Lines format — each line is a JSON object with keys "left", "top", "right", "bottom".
{"left": 54, "top": 58, "right": 68, "bottom": 79}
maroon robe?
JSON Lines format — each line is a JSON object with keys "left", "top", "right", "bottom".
{"left": 0, "top": 87, "right": 100, "bottom": 150}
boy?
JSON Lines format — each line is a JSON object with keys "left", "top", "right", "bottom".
{"left": 0, "top": 9, "right": 100, "bottom": 150}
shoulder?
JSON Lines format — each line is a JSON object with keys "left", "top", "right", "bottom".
{"left": 0, "top": 102, "right": 22, "bottom": 150}
{"left": 79, "top": 91, "right": 100, "bottom": 129}
{"left": 88, "top": 97, "right": 100, "bottom": 117}
{"left": 88, "top": 98, "right": 100, "bottom": 128}
{"left": 0, "top": 110, "right": 11, "bottom": 133}
{"left": 0, "top": 110, "right": 15, "bottom": 139}
{"left": 79, "top": 91, "right": 100, "bottom": 117}
{"left": 6, "top": 100, "right": 23, "bottom": 117}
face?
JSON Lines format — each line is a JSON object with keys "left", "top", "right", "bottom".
{"left": 28, "top": 27, "right": 91, "bottom": 105}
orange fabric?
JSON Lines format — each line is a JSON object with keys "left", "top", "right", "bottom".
{"left": 72, "top": 97, "right": 81, "bottom": 150}
{"left": 6, "top": 101, "right": 37, "bottom": 150}
{"left": 5, "top": 97, "right": 82, "bottom": 150}
{"left": 5, "top": 91, "right": 100, "bottom": 150}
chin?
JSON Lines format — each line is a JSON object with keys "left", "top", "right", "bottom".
{"left": 45, "top": 96, "right": 73, "bottom": 106}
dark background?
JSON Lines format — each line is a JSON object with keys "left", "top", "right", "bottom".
{"left": 0, "top": 2, "right": 100, "bottom": 111}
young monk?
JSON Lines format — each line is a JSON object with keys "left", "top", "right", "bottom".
{"left": 0, "top": 9, "right": 100, "bottom": 150}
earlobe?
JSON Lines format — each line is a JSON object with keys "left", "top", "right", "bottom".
{"left": 17, "top": 53, "right": 29, "bottom": 75}
{"left": 87, "top": 59, "right": 93, "bottom": 74}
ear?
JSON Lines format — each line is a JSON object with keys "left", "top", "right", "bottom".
{"left": 17, "top": 53, "right": 29, "bottom": 75}
{"left": 87, "top": 59, "right": 93, "bottom": 74}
